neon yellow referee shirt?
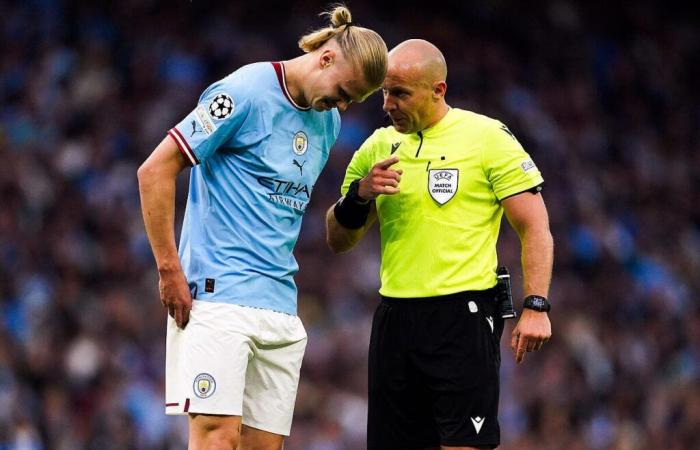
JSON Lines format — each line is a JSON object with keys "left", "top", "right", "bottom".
{"left": 341, "top": 108, "right": 544, "bottom": 298}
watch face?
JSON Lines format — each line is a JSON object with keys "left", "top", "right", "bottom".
{"left": 526, "top": 296, "right": 549, "bottom": 311}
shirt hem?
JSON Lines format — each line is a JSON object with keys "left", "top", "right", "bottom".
{"left": 193, "top": 297, "right": 297, "bottom": 316}
{"left": 378, "top": 283, "right": 498, "bottom": 299}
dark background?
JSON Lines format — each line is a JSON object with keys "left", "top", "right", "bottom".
{"left": 0, "top": 0, "right": 699, "bottom": 448}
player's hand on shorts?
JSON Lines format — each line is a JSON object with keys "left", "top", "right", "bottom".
{"left": 159, "top": 269, "right": 193, "bottom": 329}
{"left": 358, "top": 156, "right": 403, "bottom": 200}
{"left": 511, "top": 309, "right": 551, "bottom": 364}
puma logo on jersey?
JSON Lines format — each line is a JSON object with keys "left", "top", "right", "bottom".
{"left": 190, "top": 120, "right": 202, "bottom": 137}
{"left": 292, "top": 159, "right": 306, "bottom": 176}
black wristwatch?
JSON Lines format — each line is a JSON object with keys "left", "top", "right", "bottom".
{"left": 346, "top": 179, "right": 370, "bottom": 205}
{"left": 523, "top": 295, "right": 551, "bottom": 312}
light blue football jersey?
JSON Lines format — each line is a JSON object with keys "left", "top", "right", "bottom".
{"left": 168, "top": 62, "right": 341, "bottom": 315}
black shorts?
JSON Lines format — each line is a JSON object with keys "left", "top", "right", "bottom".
{"left": 367, "top": 289, "right": 504, "bottom": 450}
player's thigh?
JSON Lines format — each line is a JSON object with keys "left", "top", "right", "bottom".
{"left": 242, "top": 316, "right": 307, "bottom": 436}
{"left": 188, "top": 413, "right": 242, "bottom": 448}
{"left": 242, "top": 337, "right": 306, "bottom": 435}
{"left": 239, "top": 424, "right": 285, "bottom": 450}
{"left": 168, "top": 301, "right": 255, "bottom": 416}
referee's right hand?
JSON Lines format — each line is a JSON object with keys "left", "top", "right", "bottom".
{"left": 358, "top": 156, "right": 403, "bottom": 200}
{"left": 158, "top": 269, "right": 193, "bottom": 329}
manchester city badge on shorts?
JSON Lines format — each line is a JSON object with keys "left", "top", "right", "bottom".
{"left": 428, "top": 169, "right": 459, "bottom": 205}
{"left": 293, "top": 131, "right": 308, "bottom": 155}
{"left": 193, "top": 373, "right": 216, "bottom": 398}
{"left": 209, "top": 93, "right": 234, "bottom": 120}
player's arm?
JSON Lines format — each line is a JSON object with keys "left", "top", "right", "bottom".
{"left": 502, "top": 191, "right": 553, "bottom": 363}
{"left": 326, "top": 156, "right": 402, "bottom": 253}
{"left": 137, "top": 135, "right": 193, "bottom": 328}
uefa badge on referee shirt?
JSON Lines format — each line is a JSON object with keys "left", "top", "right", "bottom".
{"left": 428, "top": 169, "right": 459, "bottom": 205}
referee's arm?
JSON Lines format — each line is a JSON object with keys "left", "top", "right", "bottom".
{"left": 326, "top": 156, "right": 402, "bottom": 253}
{"left": 502, "top": 190, "right": 554, "bottom": 363}
{"left": 502, "top": 190, "right": 553, "bottom": 300}
{"left": 325, "top": 204, "right": 377, "bottom": 253}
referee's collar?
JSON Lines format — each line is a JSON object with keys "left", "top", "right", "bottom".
{"left": 419, "top": 106, "right": 454, "bottom": 136}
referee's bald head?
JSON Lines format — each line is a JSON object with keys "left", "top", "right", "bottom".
{"left": 382, "top": 39, "right": 449, "bottom": 133}
{"left": 388, "top": 39, "right": 447, "bottom": 87}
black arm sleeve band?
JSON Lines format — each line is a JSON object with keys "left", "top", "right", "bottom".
{"left": 333, "top": 196, "right": 371, "bottom": 229}
{"left": 501, "top": 182, "right": 544, "bottom": 201}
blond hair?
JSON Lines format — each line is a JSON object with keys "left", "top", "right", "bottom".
{"left": 299, "top": 4, "right": 388, "bottom": 89}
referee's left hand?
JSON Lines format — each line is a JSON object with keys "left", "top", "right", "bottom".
{"left": 511, "top": 309, "right": 551, "bottom": 364}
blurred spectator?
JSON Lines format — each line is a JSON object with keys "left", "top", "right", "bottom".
{"left": 1, "top": 1, "right": 698, "bottom": 449}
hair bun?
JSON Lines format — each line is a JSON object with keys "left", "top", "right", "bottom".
{"left": 328, "top": 5, "right": 352, "bottom": 29}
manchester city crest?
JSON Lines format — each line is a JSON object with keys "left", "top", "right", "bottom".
{"left": 193, "top": 373, "right": 216, "bottom": 398}
{"left": 428, "top": 169, "right": 459, "bottom": 205}
{"left": 293, "top": 131, "right": 308, "bottom": 156}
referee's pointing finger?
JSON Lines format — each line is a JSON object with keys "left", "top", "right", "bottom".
{"left": 516, "top": 338, "right": 528, "bottom": 364}
{"left": 375, "top": 156, "right": 400, "bottom": 170}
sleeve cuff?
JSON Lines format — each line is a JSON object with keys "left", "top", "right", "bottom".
{"left": 495, "top": 177, "right": 544, "bottom": 201}
{"left": 168, "top": 128, "right": 199, "bottom": 166}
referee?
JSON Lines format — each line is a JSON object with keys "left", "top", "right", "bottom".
{"left": 325, "top": 40, "right": 553, "bottom": 450}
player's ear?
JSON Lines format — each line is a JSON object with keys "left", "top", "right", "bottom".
{"left": 319, "top": 49, "right": 336, "bottom": 69}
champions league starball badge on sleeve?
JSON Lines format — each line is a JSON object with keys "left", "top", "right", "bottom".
{"left": 209, "top": 94, "right": 234, "bottom": 120}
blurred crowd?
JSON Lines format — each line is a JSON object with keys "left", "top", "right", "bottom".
{"left": 1, "top": 1, "right": 699, "bottom": 449}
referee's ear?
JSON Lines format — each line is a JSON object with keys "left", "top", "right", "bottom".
{"left": 432, "top": 80, "right": 447, "bottom": 100}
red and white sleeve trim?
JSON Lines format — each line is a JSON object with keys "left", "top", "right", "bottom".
{"left": 168, "top": 127, "right": 199, "bottom": 166}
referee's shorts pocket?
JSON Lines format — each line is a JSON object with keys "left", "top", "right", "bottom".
{"left": 477, "top": 297, "right": 503, "bottom": 367}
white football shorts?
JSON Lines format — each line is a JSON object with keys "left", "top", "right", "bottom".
{"left": 165, "top": 300, "right": 307, "bottom": 436}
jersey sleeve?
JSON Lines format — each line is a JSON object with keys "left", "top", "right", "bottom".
{"left": 482, "top": 122, "right": 544, "bottom": 200}
{"left": 167, "top": 74, "right": 256, "bottom": 166}
{"left": 340, "top": 130, "right": 381, "bottom": 196}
